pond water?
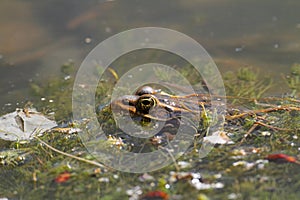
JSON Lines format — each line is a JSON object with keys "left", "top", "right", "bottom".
{"left": 1, "top": 0, "right": 300, "bottom": 112}
{"left": 1, "top": 1, "right": 300, "bottom": 199}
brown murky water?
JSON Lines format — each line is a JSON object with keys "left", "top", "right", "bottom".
{"left": 0, "top": 0, "right": 300, "bottom": 110}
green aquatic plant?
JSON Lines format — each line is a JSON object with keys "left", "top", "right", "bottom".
{"left": 12, "top": 63, "right": 299, "bottom": 200}
{"left": 284, "top": 63, "right": 300, "bottom": 97}
{"left": 224, "top": 67, "right": 273, "bottom": 104}
{"left": 30, "top": 61, "right": 76, "bottom": 122}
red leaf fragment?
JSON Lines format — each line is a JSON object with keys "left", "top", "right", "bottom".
{"left": 266, "top": 153, "right": 297, "bottom": 163}
{"left": 55, "top": 172, "right": 71, "bottom": 183}
{"left": 140, "top": 190, "right": 169, "bottom": 200}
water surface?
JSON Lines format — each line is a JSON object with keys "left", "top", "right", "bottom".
{"left": 0, "top": 0, "right": 299, "bottom": 108}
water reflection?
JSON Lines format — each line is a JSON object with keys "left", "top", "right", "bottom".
{"left": 0, "top": 0, "right": 300, "bottom": 111}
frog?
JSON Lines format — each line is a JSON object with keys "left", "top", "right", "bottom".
{"left": 96, "top": 85, "right": 205, "bottom": 153}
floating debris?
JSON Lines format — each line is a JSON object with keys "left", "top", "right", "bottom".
{"left": 98, "top": 177, "right": 109, "bottom": 183}
{"left": 228, "top": 193, "right": 241, "bottom": 200}
{"left": 191, "top": 179, "right": 224, "bottom": 191}
{"left": 54, "top": 172, "right": 71, "bottom": 183}
{"left": 126, "top": 186, "right": 142, "bottom": 200}
{"left": 232, "top": 159, "right": 268, "bottom": 170}
{"left": 177, "top": 161, "right": 191, "bottom": 169}
{"left": 203, "top": 131, "right": 234, "bottom": 145}
{"left": 140, "top": 190, "right": 168, "bottom": 200}
{"left": 138, "top": 173, "right": 155, "bottom": 182}
{"left": 0, "top": 108, "right": 57, "bottom": 141}
{"left": 266, "top": 153, "right": 300, "bottom": 164}
{"left": 84, "top": 37, "right": 92, "bottom": 44}
{"left": 169, "top": 171, "right": 195, "bottom": 183}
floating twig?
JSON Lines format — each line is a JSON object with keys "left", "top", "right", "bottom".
{"left": 226, "top": 106, "right": 300, "bottom": 120}
{"left": 34, "top": 136, "right": 108, "bottom": 169}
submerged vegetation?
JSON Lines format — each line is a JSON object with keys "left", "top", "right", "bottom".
{"left": 0, "top": 63, "right": 300, "bottom": 199}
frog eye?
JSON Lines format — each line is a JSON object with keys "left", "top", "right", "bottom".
{"left": 135, "top": 86, "right": 155, "bottom": 96}
{"left": 136, "top": 95, "right": 157, "bottom": 113}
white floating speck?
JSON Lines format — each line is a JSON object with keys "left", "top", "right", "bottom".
{"left": 191, "top": 179, "right": 224, "bottom": 190}
{"left": 293, "top": 135, "right": 298, "bottom": 139}
{"left": 126, "top": 186, "right": 142, "bottom": 200}
{"left": 290, "top": 142, "right": 296, "bottom": 147}
{"left": 235, "top": 46, "right": 244, "bottom": 52}
{"left": 214, "top": 173, "right": 222, "bottom": 179}
{"left": 98, "top": 177, "right": 109, "bottom": 183}
{"left": 84, "top": 37, "right": 92, "bottom": 44}
{"left": 261, "top": 131, "right": 271, "bottom": 136}
{"left": 232, "top": 160, "right": 254, "bottom": 170}
{"left": 113, "top": 174, "right": 119, "bottom": 179}
{"left": 64, "top": 75, "right": 71, "bottom": 80}
{"left": 178, "top": 161, "right": 191, "bottom": 169}
{"left": 228, "top": 193, "right": 239, "bottom": 199}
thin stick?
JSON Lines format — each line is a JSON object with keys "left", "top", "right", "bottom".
{"left": 34, "top": 136, "right": 108, "bottom": 169}
{"left": 158, "top": 146, "right": 180, "bottom": 172}
{"left": 239, "top": 123, "right": 259, "bottom": 144}
{"left": 226, "top": 106, "right": 300, "bottom": 120}
{"left": 254, "top": 121, "right": 293, "bottom": 131}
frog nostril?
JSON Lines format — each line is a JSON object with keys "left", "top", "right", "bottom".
{"left": 121, "top": 99, "right": 129, "bottom": 105}
{"left": 118, "top": 95, "right": 139, "bottom": 106}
